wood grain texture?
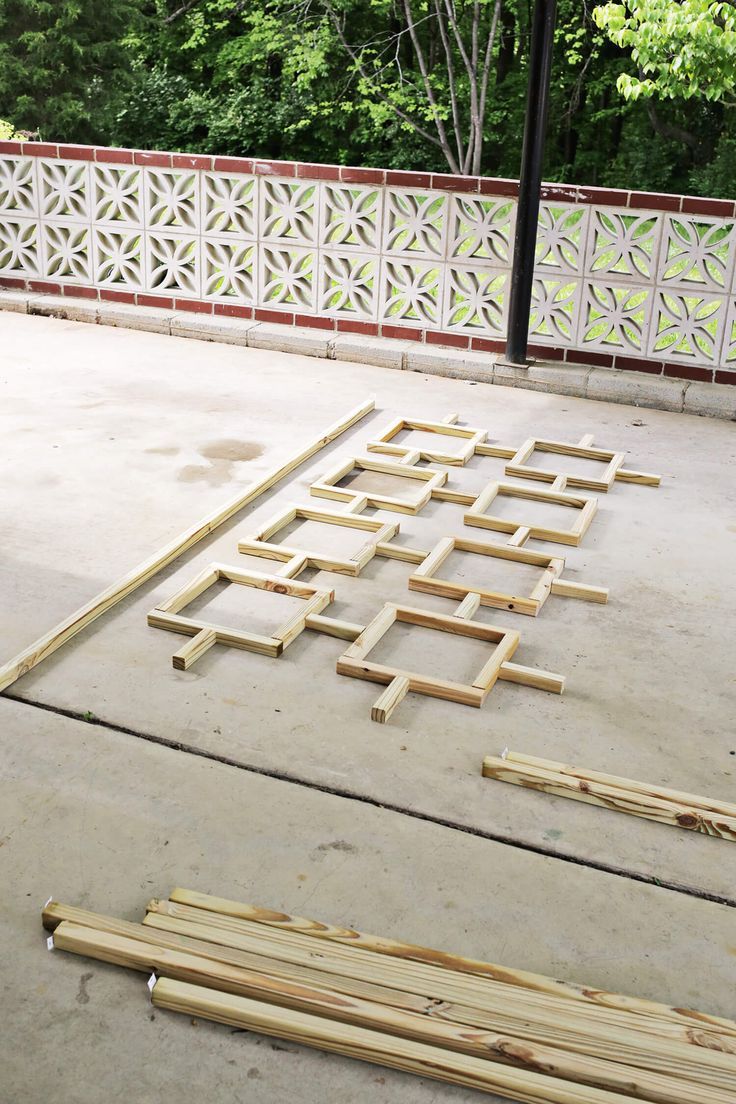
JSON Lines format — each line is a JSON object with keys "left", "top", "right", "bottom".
{"left": 0, "top": 396, "right": 375, "bottom": 693}
{"left": 482, "top": 757, "right": 736, "bottom": 840}
{"left": 161, "top": 891, "right": 736, "bottom": 1039}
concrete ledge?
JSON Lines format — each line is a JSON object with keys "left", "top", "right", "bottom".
{"left": 248, "top": 322, "right": 331, "bottom": 357}
{"left": 28, "top": 294, "right": 99, "bottom": 324}
{"left": 331, "top": 333, "right": 411, "bottom": 370}
{"left": 170, "top": 312, "right": 255, "bottom": 345}
{"left": 587, "top": 367, "right": 687, "bottom": 413}
{"left": 684, "top": 380, "right": 736, "bottom": 419}
{"left": 98, "top": 302, "right": 173, "bottom": 334}
{"left": 0, "top": 289, "right": 33, "bottom": 313}
{"left": 3, "top": 291, "right": 735, "bottom": 419}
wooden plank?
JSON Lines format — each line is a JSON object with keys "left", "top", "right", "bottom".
{"left": 551, "top": 579, "right": 609, "bottom": 604}
{"left": 374, "top": 541, "right": 429, "bottom": 564}
{"left": 0, "top": 397, "right": 375, "bottom": 694}
{"left": 481, "top": 758, "right": 736, "bottom": 839}
{"left": 507, "top": 526, "right": 531, "bottom": 547}
{"left": 305, "top": 614, "right": 365, "bottom": 641}
{"left": 476, "top": 443, "right": 517, "bottom": 459}
{"left": 498, "top": 663, "right": 565, "bottom": 694}
{"left": 408, "top": 574, "right": 541, "bottom": 617}
{"left": 156, "top": 566, "right": 220, "bottom": 615}
{"left": 337, "top": 657, "right": 485, "bottom": 708}
{"left": 371, "top": 676, "right": 410, "bottom": 723}
{"left": 152, "top": 978, "right": 670, "bottom": 1104}
{"left": 172, "top": 628, "right": 217, "bottom": 671}
{"left": 615, "top": 468, "right": 661, "bottom": 487}
{"left": 411, "top": 536, "right": 454, "bottom": 579}
{"left": 472, "top": 634, "right": 520, "bottom": 693}
{"left": 505, "top": 752, "right": 736, "bottom": 819}
{"left": 147, "top": 610, "right": 282, "bottom": 658}
{"left": 161, "top": 890, "right": 736, "bottom": 1035}
{"left": 454, "top": 592, "right": 481, "bottom": 619}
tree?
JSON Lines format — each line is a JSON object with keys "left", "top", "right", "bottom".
{"left": 0, "top": 0, "right": 145, "bottom": 142}
{"left": 593, "top": 0, "right": 736, "bottom": 104}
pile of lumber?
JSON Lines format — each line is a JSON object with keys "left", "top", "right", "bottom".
{"left": 44, "top": 889, "right": 736, "bottom": 1102}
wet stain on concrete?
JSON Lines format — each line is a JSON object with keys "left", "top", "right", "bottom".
{"left": 199, "top": 439, "right": 263, "bottom": 462}
{"left": 177, "top": 440, "right": 264, "bottom": 486}
{"left": 316, "top": 839, "right": 357, "bottom": 853}
{"left": 76, "top": 971, "right": 93, "bottom": 1004}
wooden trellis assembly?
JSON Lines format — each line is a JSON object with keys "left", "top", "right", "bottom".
{"left": 147, "top": 564, "right": 338, "bottom": 670}
{"left": 238, "top": 505, "right": 399, "bottom": 577}
{"left": 310, "top": 455, "right": 447, "bottom": 514}
{"left": 408, "top": 536, "right": 608, "bottom": 616}
{"left": 336, "top": 603, "right": 564, "bottom": 724}
{"left": 365, "top": 415, "right": 488, "bottom": 466}
{"left": 464, "top": 481, "right": 599, "bottom": 547}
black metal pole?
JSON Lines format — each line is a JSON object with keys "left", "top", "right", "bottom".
{"left": 504, "top": 0, "right": 557, "bottom": 365}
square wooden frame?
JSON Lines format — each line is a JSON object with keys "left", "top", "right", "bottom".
{"left": 311, "top": 455, "right": 447, "bottom": 514}
{"left": 465, "top": 481, "right": 597, "bottom": 547}
{"left": 366, "top": 417, "right": 487, "bottom": 466}
{"left": 238, "top": 505, "right": 398, "bottom": 577}
{"left": 148, "top": 563, "right": 334, "bottom": 660}
{"left": 506, "top": 438, "right": 626, "bottom": 492}
{"left": 408, "top": 537, "right": 565, "bottom": 617}
{"left": 336, "top": 603, "right": 520, "bottom": 708}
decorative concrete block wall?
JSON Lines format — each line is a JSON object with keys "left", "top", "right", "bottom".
{"left": 0, "top": 139, "right": 734, "bottom": 385}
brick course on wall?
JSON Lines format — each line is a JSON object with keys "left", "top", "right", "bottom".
{"left": 0, "top": 140, "right": 734, "bottom": 385}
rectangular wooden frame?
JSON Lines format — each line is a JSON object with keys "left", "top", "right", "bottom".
{"left": 365, "top": 417, "right": 487, "bottom": 466}
{"left": 506, "top": 438, "right": 626, "bottom": 492}
{"left": 238, "top": 505, "right": 398, "bottom": 577}
{"left": 311, "top": 456, "right": 447, "bottom": 514}
{"left": 148, "top": 563, "right": 334, "bottom": 662}
{"left": 465, "top": 481, "right": 598, "bottom": 547}
{"left": 336, "top": 603, "right": 521, "bottom": 708}
{"left": 408, "top": 537, "right": 566, "bottom": 617}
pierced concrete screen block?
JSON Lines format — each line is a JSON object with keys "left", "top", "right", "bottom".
{"left": 148, "top": 563, "right": 334, "bottom": 669}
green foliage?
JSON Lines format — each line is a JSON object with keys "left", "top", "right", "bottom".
{"left": 0, "top": 116, "right": 23, "bottom": 140}
{"left": 0, "top": 0, "right": 734, "bottom": 195}
{"left": 594, "top": 0, "right": 736, "bottom": 103}
{"left": 0, "top": 0, "right": 145, "bottom": 142}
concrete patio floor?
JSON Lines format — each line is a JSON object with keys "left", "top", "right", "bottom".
{"left": 1, "top": 310, "right": 735, "bottom": 1102}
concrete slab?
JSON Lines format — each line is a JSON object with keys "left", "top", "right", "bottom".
{"left": 2, "top": 697, "right": 735, "bottom": 1104}
{"left": 1, "top": 311, "right": 735, "bottom": 904}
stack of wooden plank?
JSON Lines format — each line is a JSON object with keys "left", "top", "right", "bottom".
{"left": 43, "top": 889, "right": 736, "bottom": 1102}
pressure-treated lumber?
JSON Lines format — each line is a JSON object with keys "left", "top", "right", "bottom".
{"left": 161, "top": 891, "right": 736, "bottom": 1040}
{"left": 505, "top": 751, "right": 736, "bottom": 818}
{"left": 482, "top": 756, "right": 736, "bottom": 840}
{"left": 371, "top": 676, "right": 410, "bottom": 723}
{"left": 51, "top": 920, "right": 725, "bottom": 1104}
{"left": 0, "top": 396, "right": 375, "bottom": 693}
{"left": 152, "top": 978, "right": 728, "bottom": 1104}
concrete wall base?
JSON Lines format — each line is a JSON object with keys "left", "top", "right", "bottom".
{"left": 3, "top": 289, "right": 735, "bottom": 420}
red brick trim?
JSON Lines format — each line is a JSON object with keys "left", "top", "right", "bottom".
{"left": 99, "top": 288, "right": 136, "bottom": 303}
{"left": 133, "top": 150, "right": 172, "bottom": 167}
{"left": 254, "top": 160, "right": 296, "bottom": 177}
{"left": 0, "top": 140, "right": 23, "bottom": 155}
{"left": 213, "top": 302, "right": 253, "bottom": 319}
{"left": 336, "top": 319, "right": 380, "bottom": 337}
{"left": 426, "top": 330, "right": 469, "bottom": 349}
{"left": 385, "top": 171, "right": 432, "bottom": 189}
{"left": 174, "top": 298, "right": 213, "bottom": 313}
{"left": 431, "top": 173, "right": 479, "bottom": 193}
{"left": 27, "top": 279, "right": 61, "bottom": 293}
{"left": 22, "top": 143, "right": 59, "bottom": 158}
{"left": 137, "top": 293, "right": 174, "bottom": 309}
{"left": 681, "top": 196, "right": 736, "bottom": 218}
{"left": 57, "top": 144, "right": 95, "bottom": 161}
{"left": 662, "top": 361, "right": 714, "bottom": 382}
{"left": 340, "top": 166, "right": 385, "bottom": 185}
{"left": 565, "top": 348, "right": 614, "bottom": 368}
{"left": 628, "top": 191, "right": 681, "bottom": 213}
{"left": 296, "top": 163, "right": 340, "bottom": 181}
{"left": 68, "top": 285, "right": 99, "bottom": 300}
{"left": 254, "top": 307, "right": 295, "bottom": 325}
{"left": 613, "top": 354, "right": 663, "bottom": 375}
{"left": 294, "top": 313, "right": 336, "bottom": 330}
{"left": 213, "top": 156, "right": 254, "bottom": 175}
{"left": 470, "top": 336, "right": 505, "bottom": 353}
{"left": 714, "top": 369, "right": 736, "bottom": 385}
{"left": 172, "top": 153, "right": 212, "bottom": 171}
{"left": 382, "top": 323, "right": 422, "bottom": 341}
{"left": 95, "top": 148, "right": 134, "bottom": 165}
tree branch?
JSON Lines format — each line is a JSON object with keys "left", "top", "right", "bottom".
{"left": 322, "top": 2, "right": 446, "bottom": 153}
{"left": 433, "top": 0, "right": 466, "bottom": 167}
{"left": 475, "top": 0, "right": 502, "bottom": 174}
{"left": 401, "top": 0, "right": 461, "bottom": 172}
{"left": 164, "top": 0, "right": 203, "bottom": 24}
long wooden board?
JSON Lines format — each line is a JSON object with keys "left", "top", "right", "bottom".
{"left": 0, "top": 396, "right": 375, "bottom": 693}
